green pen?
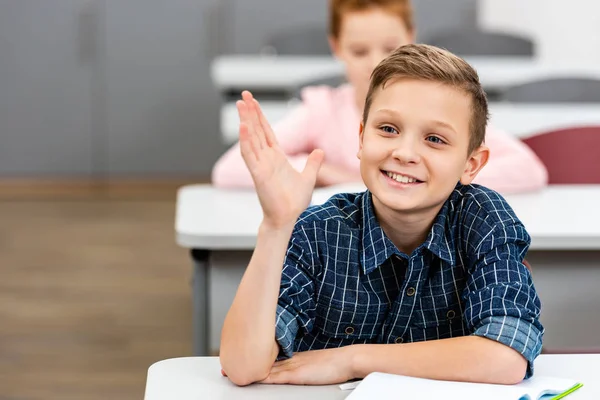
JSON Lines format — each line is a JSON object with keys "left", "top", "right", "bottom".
{"left": 550, "top": 382, "right": 584, "bottom": 399}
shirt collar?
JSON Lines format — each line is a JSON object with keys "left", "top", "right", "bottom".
{"left": 422, "top": 191, "right": 457, "bottom": 265}
{"left": 360, "top": 188, "right": 458, "bottom": 274}
{"left": 360, "top": 191, "right": 402, "bottom": 275}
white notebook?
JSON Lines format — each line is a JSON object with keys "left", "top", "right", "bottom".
{"left": 342, "top": 372, "right": 583, "bottom": 400}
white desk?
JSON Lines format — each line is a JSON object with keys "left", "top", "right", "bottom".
{"left": 211, "top": 55, "right": 600, "bottom": 94}
{"left": 176, "top": 185, "right": 600, "bottom": 355}
{"left": 144, "top": 355, "right": 600, "bottom": 399}
{"left": 219, "top": 101, "right": 600, "bottom": 144}
{"left": 177, "top": 185, "right": 600, "bottom": 251}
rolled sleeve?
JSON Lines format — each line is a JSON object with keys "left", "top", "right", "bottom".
{"left": 274, "top": 227, "right": 318, "bottom": 359}
{"left": 275, "top": 304, "right": 300, "bottom": 359}
{"left": 464, "top": 220, "right": 544, "bottom": 379}
{"left": 472, "top": 314, "right": 543, "bottom": 378}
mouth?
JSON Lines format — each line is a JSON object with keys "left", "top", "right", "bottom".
{"left": 381, "top": 170, "right": 424, "bottom": 185}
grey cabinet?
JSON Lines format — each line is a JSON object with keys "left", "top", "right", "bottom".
{"left": 0, "top": 0, "right": 224, "bottom": 179}
{"left": 103, "top": 0, "right": 223, "bottom": 177}
{"left": 0, "top": 1, "right": 95, "bottom": 177}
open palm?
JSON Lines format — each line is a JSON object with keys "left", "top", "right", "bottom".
{"left": 238, "top": 91, "right": 324, "bottom": 228}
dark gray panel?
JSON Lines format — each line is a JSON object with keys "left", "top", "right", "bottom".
{"left": 104, "top": 0, "right": 225, "bottom": 176}
{"left": 413, "top": 0, "right": 479, "bottom": 42}
{"left": 216, "top": 0, "right": 478, "bottom": 54}
{"left": 0, "top": 0, "right": 94, "bottom": 176}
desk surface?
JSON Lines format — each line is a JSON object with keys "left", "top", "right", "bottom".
{"left": 220, "top": 101, "right": 600, "bottom": 144}
{"left": 144, "top": 355, "right": 600, "bottom": 399}
{"left": 176, "top": 184, "right": 600, "bottom": 251}
{"left": 212, "top": 55, "right": 600, "bottom": 91}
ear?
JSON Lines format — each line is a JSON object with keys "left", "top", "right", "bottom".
{"left": 357, "top": 122, "right": 365, "bottom": 160}
{"left": 328, "top": 36, "right": 341, "bottom": 58}
{"left": 459, "top": 145, "right": 489, "bottom": 185}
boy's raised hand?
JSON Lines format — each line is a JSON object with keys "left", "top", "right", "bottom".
{"left": 238, "top": 91, "right": 324, "bottom": 229}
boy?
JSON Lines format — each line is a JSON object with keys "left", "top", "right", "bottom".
{"left": 220, "top": 44, "right": 543, "bottom": 387}
{"left": 212, "top": 0, "right": 548, "bottom": 193}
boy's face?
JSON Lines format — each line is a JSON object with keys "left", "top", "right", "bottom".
{"left": 329, "top": 8, "right": 413, "bottom": 107}
{"left": 357, "top": 79, "right": 488, "bottom": 217}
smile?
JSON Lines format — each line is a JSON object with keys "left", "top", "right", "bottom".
{"left": 384, "top": 170, "right": 423, "bottom": 184}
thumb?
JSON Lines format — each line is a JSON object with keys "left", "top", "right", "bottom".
{"left": 302, "top": 149, "right": 325, "bottom": 181}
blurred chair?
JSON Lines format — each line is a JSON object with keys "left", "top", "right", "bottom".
{"left": 523, "top": 126, "right": 600, "bottom": 184}
{"left": 500, "top": 78, "right": 600, "bottom": 103}
{"left": 291, "top": 73, "right": 346, "bottom": 100}
{"left": 425, "top": 28, "right": 534, "bottom": 57}
{"left": 262, "top": 25, "right": 330, "bottom": 56}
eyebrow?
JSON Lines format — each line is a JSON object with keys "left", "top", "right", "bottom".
{"left": 372, "top": 108, "right": 458, "bottom": 135}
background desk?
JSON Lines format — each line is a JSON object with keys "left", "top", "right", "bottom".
{"left": 219, "top": 101, "right": 600, "bottom": 144}
{"left": 176, "top": 185, "right": 600, "bottom": 355}
{"left": 211, "top": 55, "right": 600, "bottom": 96}
{"left": 144, "top": 355, "right": 600, "bottom": 399}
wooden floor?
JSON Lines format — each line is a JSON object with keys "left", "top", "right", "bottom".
{"left": 0, "top": 194, "right": 193, "bottom": 399}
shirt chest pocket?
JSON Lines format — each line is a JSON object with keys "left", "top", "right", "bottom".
{"left": 409, "top": 293, "right": 466, "bottom": 338}
{"left": 314, "top": 299, "right": 386, "bottom": 340}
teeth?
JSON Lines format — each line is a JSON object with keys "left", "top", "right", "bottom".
{"left": 386, "top": 171, "right": 417, "bottom": 184}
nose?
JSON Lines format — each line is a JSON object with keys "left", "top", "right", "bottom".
{"left": 391, "top": 134, "right": 421, "bottom": 164}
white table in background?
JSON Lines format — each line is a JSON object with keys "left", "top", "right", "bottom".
{"left": 177, "top": 185, "right": 600, "bottom": 356}
{"left": 211, "top": 55, "right": 600, "bottom": 95}
{"left": 144, "top": 354, "right": 600, "bottom": 399}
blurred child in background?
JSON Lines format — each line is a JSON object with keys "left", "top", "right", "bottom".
{"left": 212, "top": 0, "right": 548, "bottom": 194}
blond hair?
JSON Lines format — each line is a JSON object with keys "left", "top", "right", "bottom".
{"left": 363, "top": 44, "right": 488, "bottom": 154}
{"left": 328, "top": 0, "right": 414, "bottom": 38}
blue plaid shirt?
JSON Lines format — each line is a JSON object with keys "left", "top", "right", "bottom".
{"left": 275, "top": 183, "right": 543, "bottom": 378}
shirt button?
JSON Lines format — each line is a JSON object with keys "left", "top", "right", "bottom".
{"left": 406, "top": 287, "right": 416, "bottom": 296}
{"left": 345, "top": 326, "right": 355, "bottom": 335}
{"left": 447, "top": 310, "right": 456, "bottom": 320}
{"left": 394, "top": 337, "right": 404, "bottom": 344}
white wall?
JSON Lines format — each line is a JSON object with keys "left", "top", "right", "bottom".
{"left": 479, "top": 0, "right": 600, "bottom": 66}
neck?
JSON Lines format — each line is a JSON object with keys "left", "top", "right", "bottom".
{"left": 372, "top": 197, "right": 442, "bottom": 256}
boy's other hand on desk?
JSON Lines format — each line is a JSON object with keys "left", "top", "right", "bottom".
{"left": 259, "top": 347, "right": 355, "bottom": 386}
{"left": 237, "top": 90, "right": 325, "bottom": 229}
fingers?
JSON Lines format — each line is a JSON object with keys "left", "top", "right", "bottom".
{"left": 302, "top": 149, "right": 325, "bottom": 183}
{"left": 241, "top": 91, "right": 267, "bottom": 149}
{"left": 253, "top": 98, "right": 279, "bottom": 147}
{"left": 240, "top": 119, "right": 259, "bottom": 170}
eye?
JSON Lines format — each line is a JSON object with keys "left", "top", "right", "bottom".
{"left": 426, "top": 135, "right": 446, "bottom": 145}
{"left": 351, "top": 49, "right": 368, "bottom": 57}
{"left": 380, "top": 125, "right": 398, "bottom": 135}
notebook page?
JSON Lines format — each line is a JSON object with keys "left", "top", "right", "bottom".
{"left": 345, "top": 372, "right": 580, "bottom": 400}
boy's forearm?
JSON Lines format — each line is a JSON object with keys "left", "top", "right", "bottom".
{"left": 220, "top": 222, "right": 294, "bottom": 385}
{"left": 350, "top": 336, "right": 527, "bottom": 385}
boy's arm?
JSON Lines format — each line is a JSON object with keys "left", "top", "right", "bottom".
{"left": 350, "top": 336, "right": 526, "bottom": 384}
{"left": 220, "top": 222, "right": 293, "bottom": 386}
{"left": 473, "top": 125, "right": 548, "bottom": 193}
{"left": 219, "top": 91, "right": 323, "bottom": 386}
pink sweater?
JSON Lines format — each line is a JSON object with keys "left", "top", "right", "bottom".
{"left": 212, "top": 84, "right": 548, "bottom": 194}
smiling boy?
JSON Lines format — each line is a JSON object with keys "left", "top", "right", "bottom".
{"left": 219, "top": 44, "right": 543, "bottom": 387}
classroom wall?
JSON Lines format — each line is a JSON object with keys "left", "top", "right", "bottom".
{"left": 211, "top": 0, "right": 479, "bottom": 54}
{"left": 0, "top": 0, "right": 225, "bottom": 180}
{"left": 480, "top": 0, "right": 600, "bottom": 66}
